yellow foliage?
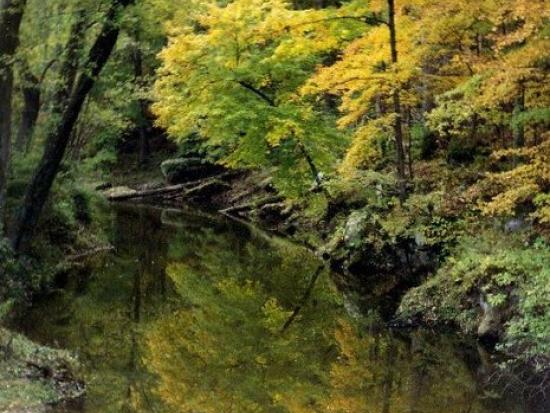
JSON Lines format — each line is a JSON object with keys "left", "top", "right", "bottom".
{"left": 481, "top": 137, "right": 550, "bottom": 221}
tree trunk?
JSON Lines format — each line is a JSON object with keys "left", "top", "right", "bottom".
{"left": 11, "top": 0, "right": 133, "bottom": 252}
{"left": 0, "top": 0, "right": 27, "bottom": 231}
{"left": 15, "top": 69, "right": 40, "bottom": 152}
{"left": 513, "top": 84, "right": 525, "bottom": 149}
{"left": 132, "top": 38, "right": 150, "bottom": 166}
{"left": 387, "top": 0, "right": 407, "bottom": 202}
{"left": 297, "top": 141, "right": 322, "bottom": 186}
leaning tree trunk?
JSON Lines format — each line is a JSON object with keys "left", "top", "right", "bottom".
{"left": 0, "top": 0, "right": 27, "bottom": 232}
{"left": 11, "top": 0, "right": 133, "bottom": 252}
{"left": 387, "top": 0, "right": 407, "bottom": 202}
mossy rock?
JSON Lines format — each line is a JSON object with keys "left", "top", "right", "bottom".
{"left": 160, "top": 158, "right": 224, "bottom": 184}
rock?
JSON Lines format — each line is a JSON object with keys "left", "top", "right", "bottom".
{"left": 477, "top": 295, "right": 502, "bottom": 342}
{"left": 343, "top": 210, "right": 369, "bottom": 249}
{"left": 504, "top": 218, "right": 526, "bottom": 233}
{"left": 160, "top": 158, "right": 224, "bottom": 184}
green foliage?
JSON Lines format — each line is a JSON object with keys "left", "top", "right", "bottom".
{"left": 399, "top": 230, "right": 550, "bottom": 361}
{"left": 0, "top": 240, "right": 24, "bottom": 314}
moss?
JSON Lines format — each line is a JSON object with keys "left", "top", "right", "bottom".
{"left": 0, "top": 328, "right": 84, "bottom": 412}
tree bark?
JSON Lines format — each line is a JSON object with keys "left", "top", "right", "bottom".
{"left": 132, "top": 42, "right": 150, "bottom": 166}
{"left": 15, "top": 68, "right": 40, "bottom": 152}
{"left": 513, "top": 84, "right": 525, "bottom": 149}
{"left": 387, "top": 0, "right": 407, "bottom": 202}
{"left": 11, "top": 0, "right": 133, "bottom": 252}
{"left": 0, "top": 0, "right": 27, "bottom": 231}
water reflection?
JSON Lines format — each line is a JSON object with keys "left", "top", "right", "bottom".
{"left": 17, "top": 205, "right": 548, "bottom": 413}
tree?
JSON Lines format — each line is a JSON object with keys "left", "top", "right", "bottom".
{"left": 10, "top": 0, "right": 134, "bottom": 252}
{"left": 304, "top": 1, "right": 419, "bottom": 198}
{"left": 152, "top": 0, "right": 363, "bottom": 196}
{"left": 0, "top": 0, "right": 27, "bottom": 232}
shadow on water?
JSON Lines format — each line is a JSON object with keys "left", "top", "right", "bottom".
{"left": 15, "top": 204, "right": 549, "bottom": 413}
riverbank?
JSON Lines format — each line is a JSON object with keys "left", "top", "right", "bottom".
{"left": 0, "top": 328, "right": 84, "bottom": 412}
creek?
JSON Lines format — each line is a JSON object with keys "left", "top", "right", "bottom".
{"left": 15, "top": 204, "right": 548, "bottom": 412}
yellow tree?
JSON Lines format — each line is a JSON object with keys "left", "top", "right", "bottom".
{"left": 304, "top": 0, "right": 432, "bottom": 198}
{"left": 152, "top": 0, "right": 367, "bottom": 195}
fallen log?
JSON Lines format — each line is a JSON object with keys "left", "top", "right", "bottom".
{"left": 219, "top": 195, "right": 284, "bottom": 215}
{"left": 105, "top": 172, "right": 237, "bottom": 201}
{"left": 105, "top": 184, "right": 186, "bottom": 201}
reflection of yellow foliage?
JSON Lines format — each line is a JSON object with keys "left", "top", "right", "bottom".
{"left": 144, "top": 249, "right": 338, "bottom": 413}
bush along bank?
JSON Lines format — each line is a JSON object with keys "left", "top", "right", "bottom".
{"left": 397, "top": 229, "right": 550, "bottom": 369}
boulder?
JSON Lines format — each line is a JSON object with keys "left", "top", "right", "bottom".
{"left": 477, "top": 295, "right": 503, "bottom": 342}
{"left": 343, "top": 210, "right": 369, "bottom": 249}
{"left": 160, "top": 158, "right": 224, "bottom": 184}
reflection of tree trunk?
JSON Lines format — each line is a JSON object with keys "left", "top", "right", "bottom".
{"left": 127, "top": 209, "right": 145, "bottom": 409}
{"left": 408, "top": 330, "right": 427, "bottom": 413}
{"left": 281, "top": 264, "right": 324, "bottom": 332}
{"left": 381, "top": 335, "right": 396, "bottom": 413}
{"left": 160, "top": 267, "right": 167, "bottom": 298}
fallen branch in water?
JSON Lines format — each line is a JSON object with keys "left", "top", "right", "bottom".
{"left": 184, "top": 179, "right": 230, "bottom": 198}
{"left": 105, "top": 183, "right": 186, "bottom": 201}
{"left": 66, "top": 245, "right": 114, "bottom": 261}
{"left": 219, "top": 195, "right": 284, "bottom": 215}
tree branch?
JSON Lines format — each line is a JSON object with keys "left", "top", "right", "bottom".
{"left": 284, "top": 13, "right": 387, "bottom": 31}
{"left": 237, "top": 80, "right": 276, "bottom": 107}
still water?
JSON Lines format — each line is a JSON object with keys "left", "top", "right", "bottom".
{"left": 17, "top": 204, "right": 548, "bottom": 412}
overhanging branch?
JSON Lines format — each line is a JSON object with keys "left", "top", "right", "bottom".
{"left": 237, "top": 80, "right": 276, "bottom": 107}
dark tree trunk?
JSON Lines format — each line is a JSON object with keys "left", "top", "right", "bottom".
{"left": 15, "top": 69, "right": 40, "bottom": 152}
{"left": 10, "top": 0, "right": 133, "bottom": 252}
{"left": 54, "top": 8, "right": 87, "bottom": 112}
{"left": 513, "top": 84, "right": 525, "bottom": 149}
{"left": 387, "top": 0, "right": 407, "bottom": 202}
{"left": 0, "top": 0, "right": 27, "bottom": 229}
{"left": 297, "top": 141, "right": 322, "bottom": 186}
{"left": 132, "top": 41, "right": 150, "bottom": 166}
